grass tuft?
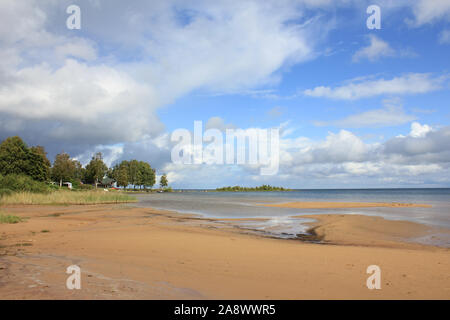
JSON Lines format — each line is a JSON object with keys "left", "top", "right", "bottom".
{"left": 0, "top": 214, "right": 22, "bottom": 224}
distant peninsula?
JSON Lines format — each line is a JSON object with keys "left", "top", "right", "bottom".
{"left": 215, "top": 185, "right": 292, "bottom": 192}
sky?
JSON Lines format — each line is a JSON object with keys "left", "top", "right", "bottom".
{"left": 0, "top": 0, "right": 449, "bottom": 189}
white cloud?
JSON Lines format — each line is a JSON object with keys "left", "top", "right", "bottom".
{"left": 303, "top": 73, "right": 444, "bottom": 100}
{"left": 316, "top": 100, "right": 417, "bottom": 128}
{"left": 384, "top": 124, "right": 450, "bottom": 159}
{"left": 352, "top": 35, "right": 395, "bottom": 62}
{"left": 54, "top": 39, "right": 98, "bottom": 62}
{"left": 285, "top": 130, "right": 373, "bottom": 165}
{"left": 107, "top": 121, "right": 450, "bottom": 188}
{"left": 79, "top": 0, "right": 325, "bottom": 96}
{"left": 173, "top": 120, "right": 450, "bottom": 187}
{"left": 408, "top": 0, "right": 450, "bottom": 26}
{"left": 0, "top": 0, "right": 330, "bottom": 154}
{"left": 409, "top": 122, "right": 433, "bottom": 138}
{"left": 439, "top": 29, "right": 450, "bottom": 44}
{"left": 276, "top": 123, "right": 450, "bottom": 187}
{"left": 0, "top": 0, "right": 47, "bottom": 46}
{"left": 74, "top": 144, "right": 124, "bottom": 167}
{"left": 0, "top": 59, "right": 163, "bottom": 146}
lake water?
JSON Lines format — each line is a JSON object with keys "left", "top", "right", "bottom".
{"left": 134, "top": 189, "right": 450, "bottom": 246}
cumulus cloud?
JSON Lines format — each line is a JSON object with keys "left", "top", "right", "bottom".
{"left": 311, "top": 123, "right": 448, "bottom": 168}
{"left": 0, "top": 59, "right": 163, "bottom": 145}
{"left": 409, "top": 122, "right": 433, "bottom": 138}
{"left": 274, "top": 123, "right": 450, "bottom": 187}
{"left": 303, "top": 73, "right": 445, "bottom": 100}
{"left": 104, "top": 120, "right": 450, "bottom": 188}
{"left": 0, "top": 0, "right": 330, "bottom": 158}
{"left": 384, "top": 124, "right": 450, "bottom": 160}
{"left": 281, "top": 130, "right": 375, "bottom": 167}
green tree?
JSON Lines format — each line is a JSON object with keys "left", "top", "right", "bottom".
{"left": 138, "top": 161, "right": 155, "bottom": 190}
{"left": 85, "top": 152, "right": 108, "bottom": 189}
{"left": 73, "top": 160, "right": 85, "bottom": 182}
{"left": 27, "top": 150, "right": 49, "bottom": 182}
{"left": 116, "top": 165, "right": 129, "bottom": 190}
{"left": 127, "top": 160, "right": 141, "bottom": 189}
{"left": 111, "top": 161, "right": 129, "bottom": 186}
{"left": 109, "top": 163, "right": 119, "bottom": 181}
{"left": 51, "top": 152, "right": 76, "bottom": 187}
{"left": 30, "top": 146, "right": 51, "bottom": 181}
{"left": 106, "top": 167, "right": 114, "bottom": 180}
{"left": 0, "top": 137, "right": 28, "bottom": 176}
{"left": 110, "top": 160, "right": 155, "bottom": 190}
{"left": 0, "top": 136, "right": 48, "bottom": 181}
{"left": 160, "top": 174, "right": 168, "bottom": 188}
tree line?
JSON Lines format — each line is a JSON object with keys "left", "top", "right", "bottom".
{"left": 215, "top": 185, "right": 291, "bottom": 192}
{"left": 0, "top": 136, "right": 169, "bottom": 190}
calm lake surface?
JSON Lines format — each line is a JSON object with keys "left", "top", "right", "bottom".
{"left": 135, "top": 189, "right": 450, "bottom": 246}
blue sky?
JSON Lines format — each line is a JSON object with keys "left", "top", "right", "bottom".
{"left": 0, "top": 0, "right": 449, "bottom": 188}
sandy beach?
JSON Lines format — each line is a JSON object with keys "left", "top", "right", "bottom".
{"left": 0, "top": 203, "right": 449, "bottom": 300}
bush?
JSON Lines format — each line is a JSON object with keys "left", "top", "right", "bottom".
{"left": 79, "top": 184, "right": 94, "bottom": 190}
{"left": 0, "top": 174, "right": 49, "bottom": 193}
{"left": 48, "top": 183, "right": 60, "bottom": 191}
{"left": 70, "top": 179, "right": 82, "bottom": 189}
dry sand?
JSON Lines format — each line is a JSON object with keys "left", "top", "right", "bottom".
{"left": 0, "top": 204, "right": 449, "bottom": 300}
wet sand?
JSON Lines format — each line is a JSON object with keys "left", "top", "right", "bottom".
{"left": 0, "top": 204, "right": 449, "bottom": 299}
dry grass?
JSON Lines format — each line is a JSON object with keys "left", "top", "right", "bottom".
{"left": 0, "top": 190, "right": 137, "bottom": 205}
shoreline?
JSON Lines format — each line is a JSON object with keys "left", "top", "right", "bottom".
{"left": 262, "top": 201, "right": 433, "bottom": 209}
{"left": 0, "top": 204, "right": 449, "bottom": 299}
{"left": 136, "top": 200, "right": 445, "bottom": 245}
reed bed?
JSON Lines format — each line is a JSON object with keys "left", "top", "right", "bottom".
{"left": 0, "top": 190, "right": 137, "bottom": 205}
